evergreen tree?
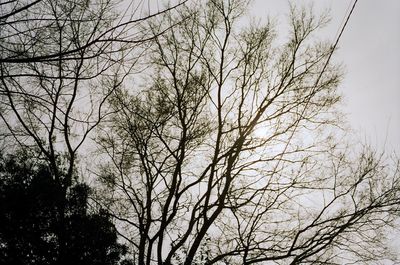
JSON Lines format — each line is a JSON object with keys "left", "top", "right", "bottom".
{"left": 0, "top": 152, "right": 132, "bottom": 265}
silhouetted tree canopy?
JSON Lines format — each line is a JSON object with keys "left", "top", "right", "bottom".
{"left": 0, "top": 152, "right": 132, "bottom": 265}
{"left": 0, "top": 0, "right": 399, "bottom": 264}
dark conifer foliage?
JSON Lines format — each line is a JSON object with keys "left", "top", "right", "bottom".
{"left": 0, "top": 152, "right": 132, "bottom": 265}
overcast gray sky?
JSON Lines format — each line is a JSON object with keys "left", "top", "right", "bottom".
{"left": 249, "top": 0, "right": 400, "bottom": 153}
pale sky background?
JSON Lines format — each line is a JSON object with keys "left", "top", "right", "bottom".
{"left": 249, "top": 0, "right": 400, "bottom": 154}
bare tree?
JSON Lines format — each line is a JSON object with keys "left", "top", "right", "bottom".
{"left": 96, "top": 1, "right": 400, "bottom": 264}
{"left": 0, "top": 0, "right": 189, "bottom": 184}
{"left": 0, "top": 0, "right": 187, "bottom": 263}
